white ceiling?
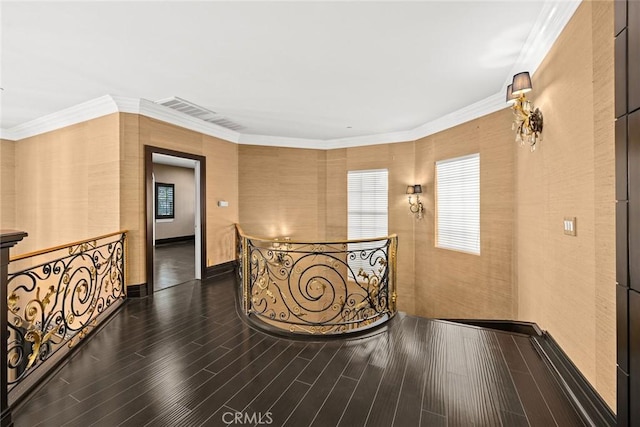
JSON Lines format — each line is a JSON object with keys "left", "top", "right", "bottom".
{"left": 0, "top": 1, "right": 579, "bottom": 145}
{"left": 153, "top": 153, "right": 197, "bottom": 169}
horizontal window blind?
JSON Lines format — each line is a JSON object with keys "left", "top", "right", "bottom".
{"left": 348, "top": 169, "right": 388, "bottom": 275}
{"left": 435, "top": 153, "right": 480, "bottom": 255}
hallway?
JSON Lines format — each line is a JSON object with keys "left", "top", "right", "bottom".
{"left": 153, "top": 241, "right": 195, "bottom": 291}
{"left": 12, "top": 274, "right": 584, "bottom": 427}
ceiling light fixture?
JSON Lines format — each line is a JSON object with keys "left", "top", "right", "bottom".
{"left": 506, "top": 71, "right": 543, "bottom": 151}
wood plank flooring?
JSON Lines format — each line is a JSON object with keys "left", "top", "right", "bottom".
{"left": 154, "top": 241, "right": 195, "bottom": 291}
{"left": 12, "top": 274, "right": 584, "bottom": 427}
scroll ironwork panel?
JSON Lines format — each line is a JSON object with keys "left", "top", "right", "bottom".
{"left": 236, "top": 225, "right": 397, "bottom": 335}
{"left": 6, "top": 232, "right": 126, "bottom": 397}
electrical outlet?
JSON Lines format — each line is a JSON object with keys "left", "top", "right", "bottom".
{"left": 563, "top": 217, "right": 577, "bottom": 236}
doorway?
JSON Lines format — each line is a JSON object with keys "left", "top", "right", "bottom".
{"left": 145, "top": 146, "right": 206, "bottom": 294}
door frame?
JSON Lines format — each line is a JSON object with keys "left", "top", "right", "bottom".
{"left": 145, "top": 145, "right": 207, "bottom": 294}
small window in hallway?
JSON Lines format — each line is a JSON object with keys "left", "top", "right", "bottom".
{"left": 155, "top": 182, "right": 175, "bottom": 219}
{"left": 348, "top": 169, "right": 388, "bottom": 273}
{"left": 435, "top": 153, "right": 480, "bottom": 254}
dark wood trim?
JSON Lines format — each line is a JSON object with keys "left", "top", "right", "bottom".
{"left": 145, "top": 146, "right": 207, "bottom": 295}
{"left": 630, "top": 289, "right": 640, "bottom": 423}
{"left": 155, "top": 235, "right": 195, "bottom": 246}
{"left": 616, "top": 1, "right": 638, "bottom": 423}
{"left": 126, "top": 283, "right": 149, "bottom": 298}
{"left": 205, "top": 260, "right": 237, "bottom": 281}
{"left": 442, "top": 319, "right": 542, "bottom": 337}
{"left": 1, "top": 230, "right": 27, "bottom": 427}
{"left": 531, "top": 332, "right": 617, "bottom": 427}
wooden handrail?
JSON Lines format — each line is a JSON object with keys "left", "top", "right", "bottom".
{"left": 10, "top": 230, "right": 127, "bottom": 262}
{"left": 234, "top": 224, "right": 396, "bottom": 246}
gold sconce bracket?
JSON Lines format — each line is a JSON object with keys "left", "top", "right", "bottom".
{"left": 406, "top": 184, "right": 424, "bottom": 220}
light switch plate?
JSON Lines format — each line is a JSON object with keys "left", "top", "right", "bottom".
{"left": 563, "top": 217, "right": 577, "bottom": 236}
{"left": 217, "top": 200, "right": 229, "bottom": 207}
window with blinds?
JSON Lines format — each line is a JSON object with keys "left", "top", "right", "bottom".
{"left": 435, "top": 153, "right": 480, "bottom": 255}
{"left": 348, "top": 169, "right": 388, "bottom": 275}
{"left": 155, "top": 183, "right": 175, "bottom": 219}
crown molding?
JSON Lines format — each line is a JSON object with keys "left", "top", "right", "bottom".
{"left": 238, "top": 133, "right": 328, "bottom": 149}
{"left": 0, "top": 0, "right": 580, "bottom": 147}
{"left": 0, "top": 95, "right": 119, "bottom": 141}
{"left": 504, "top": 0, "right": 581, "bottom": 86}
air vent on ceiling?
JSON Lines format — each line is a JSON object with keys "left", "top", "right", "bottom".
{"left": 156, "top": 96, "right": 245, "bottom": 131}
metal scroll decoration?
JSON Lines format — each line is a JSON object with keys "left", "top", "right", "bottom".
{"left": 237, "top": 229, "right": 397, "bottom": 335}
{"left": 6, "top": 233, "right": 126, "bottom": 388}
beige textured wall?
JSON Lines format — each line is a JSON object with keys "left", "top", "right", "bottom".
{"left": 515, "top": 1, "right": 615, "bottom": 409}
{"left": 340, "top": 143, "right": 418, "bottom": 314}
{"left": 153, "top": 164, "right": 196, "bottom": 240}
{"left": 11, "top": 114, "right": 121, "bottom": 255}
{"left": 238, "top": 143, "right": 418, "bottom": 313}
{"left": 0, "top": 139, "right": 16, "bottom": 230}
{"left": 414, "top": 109, "right": 516, "bottom": 320}
{"left": 240, "top": 137, "right": 513, "bottom": 317}
{"left": 120, "top": 114, "right": 240, "bottom": 285}
{"left": 238, "top": 145, "right": 326, "bottom": 240}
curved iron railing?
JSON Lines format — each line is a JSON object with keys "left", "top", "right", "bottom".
{"left": 236, "top": 225, "right": 397, "bottom": 335}
{"left": 6, "top": 231, "right": 126, "bottom": 401}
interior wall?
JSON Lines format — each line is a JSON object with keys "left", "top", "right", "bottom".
{"left": 238, "top": 145, "right": 326, "bottom": 240}
{"left": 332, "top": 142, "right": 418, "bottom": 314}
{"left": 1, "top": 1, "right": 615, "bottom": 407}
{"left": 515, "top": 1, "right": 616, "bottom": 409}
{"left": 10, "top": 113, "right": 121, "bottom": 255}
{"left": 120, "top": 114, "right": 239, "bottom": 286}
{"left": 414, "top": 109, "right": 516, "bottom": 320}
{"left": 0, "top": 139, "right": 16, "bottom": 229}
{"left": 153, "top": 163, "right": 195, "bottom": 240}
{"left": 238, "top": 136, "right": 514, "bottom": 317}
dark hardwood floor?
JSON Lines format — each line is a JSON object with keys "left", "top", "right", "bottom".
{"left": 12, "top": 274, "right": 584, "bottom": 427}
{"left": 153, "top": 241, "right": 195, "bottom": 291}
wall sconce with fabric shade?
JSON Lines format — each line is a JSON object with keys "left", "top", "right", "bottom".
{"left": 506, "top": 71, "right": 543, "bottom": 151}
{"left": 512, "top": 71, "right": 532, "bottom": 95}
{"left": 406, "top": 184, "right": 424, "bottom": 219}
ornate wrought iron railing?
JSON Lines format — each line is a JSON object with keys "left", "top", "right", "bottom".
{"left": 236, "top": 225, "right": 397, "bottom": 335}
{"left": 5, "top": 231, "right": 126, "bottom": 404}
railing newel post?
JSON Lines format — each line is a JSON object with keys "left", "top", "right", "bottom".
{"left": 242, "top": 236, "right": 250, "bottom": 314}
{"left": 1, "top": 230, "right": 28, "bottom": 427}
{"left": 122, "top": 232, "right": 128, "bottom": 298}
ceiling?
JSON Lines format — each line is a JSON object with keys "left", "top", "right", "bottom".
{"left": 153, "top": 153, "right": 197, "bottom": 169}
{"left": 0, "top": 1, "right": 579, "bottom": 145}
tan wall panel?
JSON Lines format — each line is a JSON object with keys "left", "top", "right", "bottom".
{"left": 325, "top": 148, "right": 347, "bottom": 240}
{"left": 592, "top": 0, "right": 616, "bottom": 409}
{"left": 13, "top": 113, "right": 120, "bottom": 256}
{"left": 238, "top": 145, "right": 323, "bottom": 240}
{"left": 515, "top": 1, "right": 615, "bottom": 409}
{"left": 202, "top": 136, "right": 239, "bottom": 266}
{"left": 414, "top": 109, "right": 515, "bottom": 320}
{"left": 0, "top": 139, "right": 16, "bottom": 229}
{"left": 119, "top": 113, "right": 144, "bottom": 285}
